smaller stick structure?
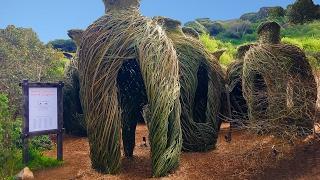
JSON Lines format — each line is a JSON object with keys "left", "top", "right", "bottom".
{"left": 226, "top": 44, "right": 254, "bottom": 127}
{"left": 243, "top": 21, "right": 317, "bottom": 139}
{"left": 155, "top": 16, "right": 226, "bottom": 151}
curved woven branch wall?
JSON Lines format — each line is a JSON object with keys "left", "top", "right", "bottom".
{"left": 77, "top": 4, "right": 182, "bottom": 177}
{"left": 242, "top": 22, "right": 317, "bottom": 138}
{"left": 226, "top": 44, "right": 254, "bottom": 127}
{"left": 154, "top": 17, "right": 226, "bottom": 151}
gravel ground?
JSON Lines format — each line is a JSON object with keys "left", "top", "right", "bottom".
{"left": 34, "top": 124, "right": 320, "bottom": 180}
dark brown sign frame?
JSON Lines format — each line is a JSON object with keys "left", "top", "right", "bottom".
{"left": 20, "top": 79, "right": 64, "bottom": 164}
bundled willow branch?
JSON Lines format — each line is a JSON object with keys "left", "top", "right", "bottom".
{"left": 226, "top": 44, "right": 253, "bottom": 127}
{"left": 154, "top": 17, "right": 226, "bottom": 152}
{"left": 242, "top": 22, "right": 317, "bottom": 139}
{"left": 77, "top": 2, "right": 181, "bottom": 177}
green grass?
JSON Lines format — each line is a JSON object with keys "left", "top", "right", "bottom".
{"left": 28, "top": 149, "right": 63, "bottom": 170}
{"left": 208, "top": 21, "right": 320, "bottom": 69}
{"left": 0, "top": 148, "right": 62, "bottom": 179}
{"left": 200, "top": 34, "right": 236, "bottom": 66}
{"left": 215, "top": 20, "right": 320, "bottom": 46}
{"left": 282, "top": 37, "right": 320, "bottom": 53}
{"left": 281, "top": 21, "right": 320, "bottom": 39}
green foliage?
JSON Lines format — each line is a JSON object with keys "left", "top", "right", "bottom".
{"left": 282, "top": 37, "right": 320, "bottom": 68}
{"left": 27, "top": 150, "right": 62, "bottom": 170}
{"left": 268, "top": 6, "right": 286, "bottom": 18}
{"left": 193, "top": 1, "right": 320, "bottom": 44}
{"left": 282, "top": 37, "right": 320, "bottom": 54}
{"left": 0, "top": 94, "right": 10, "bottom": 118}
{"left": 47, "top": 39, "right": 77, "bottom": 53}
{"left": 286, "top": 0, "right": 320, "bottom": 24}
{"left": 0, "top": 93, "right": 58, "bottom": 179}
{"left": 0, "top": 149, "right": 62, "bottom": 179}
{"left": 194, "top": 18, "right": 225, "bottom": 36}
{"left": 63, "top": 64, "right": 86, "bottom": 136}
{"left": 184, "top": 21, "right": 208, "bottom": 34}
{"left": 200, "top": 34, "right": 236, "bottom": 66}
{"left": 281, "top": 21, "right": 320, "bottom": 38}
{"left": 0, "top": 25, "right": 67, "bottom": 115}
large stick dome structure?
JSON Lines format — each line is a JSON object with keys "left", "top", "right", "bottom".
{"left": 226, "top": 44, "right": 254, "bottom": 127}
{"left": 77, "top": 0, "right": 182, "bottom": 177}
{"left": 242, "top": 21, "right": 317, "bottom": 138}
{"left": 154, "top": 17, "right": 227, "bottom": 151}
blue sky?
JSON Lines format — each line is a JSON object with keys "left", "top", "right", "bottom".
{"left": 1, "top": 0, "right": 319, "bottom": 43}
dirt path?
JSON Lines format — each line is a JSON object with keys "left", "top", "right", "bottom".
{"left": 34, "top": 124, "right": 320, "bottom": 180}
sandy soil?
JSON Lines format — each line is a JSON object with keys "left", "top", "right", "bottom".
{"left": 34, "top": 124, "right": 320, "bottom": 180}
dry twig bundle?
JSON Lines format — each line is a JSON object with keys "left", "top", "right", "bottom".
{"left": 154, "top": 17, "right": 226, "bottom": 151}
{"left": 242, "top": 22, "right": 317, "bottom": 139}
{"left": 77, "top": 0, "right": 182, "bottom": 177}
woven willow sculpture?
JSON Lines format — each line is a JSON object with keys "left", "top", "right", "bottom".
{"left": 63, "top": 29, "right": 86, "bottom": 136}
{"left": 226, "top": 44, "right": 253, "bottom": 127}
{"left": 77, "top": 0, "right": 182, "bottom": 177}
{"left": 154, "top": 17, "right": 226, "bottom": 151}
{"left": 243, "top": 22, "right": 317, "bottom": 138}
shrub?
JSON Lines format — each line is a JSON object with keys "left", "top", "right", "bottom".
{"left": 282, "top": 37, "right": 320, "bottom": 68}
{"left": 47, "top": 39, "right": 77, "bottom": 53}
{"left": 194, "top": 18, "right": 225, "bottom": 36}
{"left": 200, "top": 34, "right": 236, "bottom": 66}
{"left": 0, "top": 94, "right": 58, "bottom": 178}
{"left": 0, "top": 25, "right": 67, "bottom": 116}
{"left": 287, "top": 0, "right": 320, "bottom": 24}
{"left": 184, "top": 21, "right": 208, "bottom": 34}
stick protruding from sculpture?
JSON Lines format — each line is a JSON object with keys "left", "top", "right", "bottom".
{"left": 68, "top": 29, "right": 84, "bottom": 47}
{"left": 257, "top": 21, "right": 281, "bottom": 44}
{"left": 236, "top": 44, "right": 254, "bottom": 60}
{"left": 212, "top": 49, "right": 226, "bottom": 60}
{"left": 102, "top": 0, "right": 140, "bottom": 13}
{"left": 154, "top": 16, "right": 184, "bottom": 34}
{"left": 182, "top": 27, "right": 200, "bottom": 39}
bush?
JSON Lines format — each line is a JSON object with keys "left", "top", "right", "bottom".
{"left": 48, "top": 39, "right": 77, "bottom": 53}
{"left": 184, "top": 21, "right": 208, "bottom": 34}
{"left": 194, "top": 18, "right": 225, "bottom": 36}
{"left": 287, "top": 0, "right": 320, "bottom": 24}
{"left": 200, "top": 34, "right": 236, "bottom": 66}
{"left": 0, "top": 25, "right": 67, "bottom": 116}
{"left": 282, "top": 37, "right": 320, "bottom": 68}
{"left": 240, "top": 13, "right": 259, "bottom": 22}
{"left": 0, "top": 94, "right": 59, "bottom": 179}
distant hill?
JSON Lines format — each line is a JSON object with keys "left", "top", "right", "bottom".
{"left": 185, "top": 0, "right": 320, "bottom": 45}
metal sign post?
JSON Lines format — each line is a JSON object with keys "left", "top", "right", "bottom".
{"left": 21, "top": 80, "right": 64, "bottom": 164}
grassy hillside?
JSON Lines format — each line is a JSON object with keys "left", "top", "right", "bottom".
{"left": 198, "top": 21, "right": 320, "bottom": 68}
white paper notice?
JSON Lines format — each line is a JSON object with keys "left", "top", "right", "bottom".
{"left": 29, "top": 87, "right": 58, "bottom": 132}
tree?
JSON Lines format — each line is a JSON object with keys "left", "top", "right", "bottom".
{"left": 0, "top": 25, "right": 66, "bottom": 116}
{"left": 225, "top": 20, "right": 253, "bottom": 39}
{"left": 47, "top": 39, "right": 77, "bottom": 53}
{"left": 287, "top": 0, "right": 320, "bottom": 24}
{"left": 184, "top": 21, "right": 208, "bottom": 34}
